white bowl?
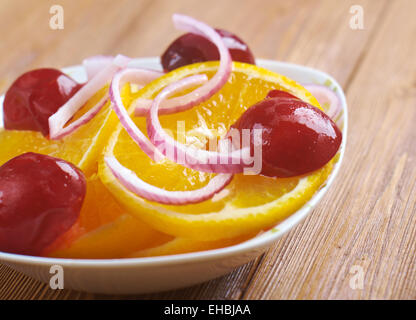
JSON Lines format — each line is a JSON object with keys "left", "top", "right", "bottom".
{"left": 0, "top": 58, "right": 347, "bottom": 294}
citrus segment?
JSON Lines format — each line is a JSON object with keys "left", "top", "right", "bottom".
{"left": 74, "top": 174, "right": 128, "bottom": 234}
{"left": 48, "top": 214, "right": 172, "bottom": 259}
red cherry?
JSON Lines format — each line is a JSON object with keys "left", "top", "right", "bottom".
{"left": 161, "top": 29, "right": 255, "bottom": 72}
{"left": 234, "top": 90, "right": 342, "bottom": 177}
{"left": 0, "top": 152, "right": 86, "bottom": 255}
{"left": 3, "top": 68, "right": 82, "bottom": 136}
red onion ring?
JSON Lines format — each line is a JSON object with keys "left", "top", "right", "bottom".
{"left": 49, "top": 54, "right": 131, "bottom": 140}
{"left": 147, "top": 75, "right": 251, "bottom": 174}
{"left": 104, "top": 156, "right": 233, "bottom": 205}
{"left": 83, "top": 55, "right": 113, "bottom": 80}
{"left": 304, "top": 84, "right": 342, "bottom": 120}
{"left": 109, "top": 68, "right": 168, "bottom": 161}
{"left": 132, "top": 13, "right": 232, "bottom": 116}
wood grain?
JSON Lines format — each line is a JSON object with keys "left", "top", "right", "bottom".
{"left": 0, "top": 0, "right": 414, "bottom": 299}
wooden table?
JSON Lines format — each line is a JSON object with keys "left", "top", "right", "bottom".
{"left": 0, "top": 0, "right": 415, "bottom": 300}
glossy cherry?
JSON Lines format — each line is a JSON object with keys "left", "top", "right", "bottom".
{"left": 0, "top": 152, "right": 86, "bottom": 255}
{"left": 3, "top": 68, "right": 82, "bottom": 136}
{"left": 233, "top": 90, "right": 342, "bottom": 177}
{"left": 161, "top": 29, "right": 255, "bottom": 72}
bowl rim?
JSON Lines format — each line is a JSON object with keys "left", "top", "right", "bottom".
{"left": 0, "top": 57, "right": 348, "bottom": 269}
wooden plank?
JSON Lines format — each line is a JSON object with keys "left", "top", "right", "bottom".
{"left": 0, "top": 0, "right": 393, "bottom": 299}
{"left": 243, "top": 0, "right": 416, "bottom": 299}
{"left": 0, "top": 0, "right": 153, "bottom": 90}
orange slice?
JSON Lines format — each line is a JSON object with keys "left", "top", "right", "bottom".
{"left": 45, "top": 174, "right": 171, "bottom": 258}
{"left": 100, "top": 61, "right": 333, "bottom": 241}
{"left": 48, "top": 214, "right": 171, "bottom": 259}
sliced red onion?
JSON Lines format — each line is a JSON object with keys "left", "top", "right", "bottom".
{"left": 49, "top": 54, "right": 131, "bottom": 140}
{"left": 133, "top": 13, "right": 232, "bottom": 116}
{"left": 105, "top": 156, "right": 233, "bottom": 205}
{"left": 113, "top": 54, "right": 133, "bottom": 68}
{"left": 147, "top": 75, "right": 251, "bottom": 174}
{"left": 51, "top": 95, "right": 109, "bottom": 140}
{"left": 304, "top": 84, "right": 342, "bottom": 120}
{"left": 83, "top": 55, "right": 113, "bottom": 80}
{"left": 109, "top": 68, "right": 168, "bottom": 161}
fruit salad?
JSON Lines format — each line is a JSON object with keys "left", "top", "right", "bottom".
{"left": 0, "top": 14, "right": 342, "bottom": 259}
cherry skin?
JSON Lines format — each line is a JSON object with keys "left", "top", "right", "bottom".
{"left": 161, "top": 29, "right": 255, "bottom": 72}
{"left": 3, "top": 68, "right": 82, "bottom": 136}
{"left": 233, "top": 90, "right": 342, "bottom": 177}
{"left": 266, "top": 89, "right": 301, "bottom": 100}
{"left": 0, "top": 152, "right": 86, "bottom": 255}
